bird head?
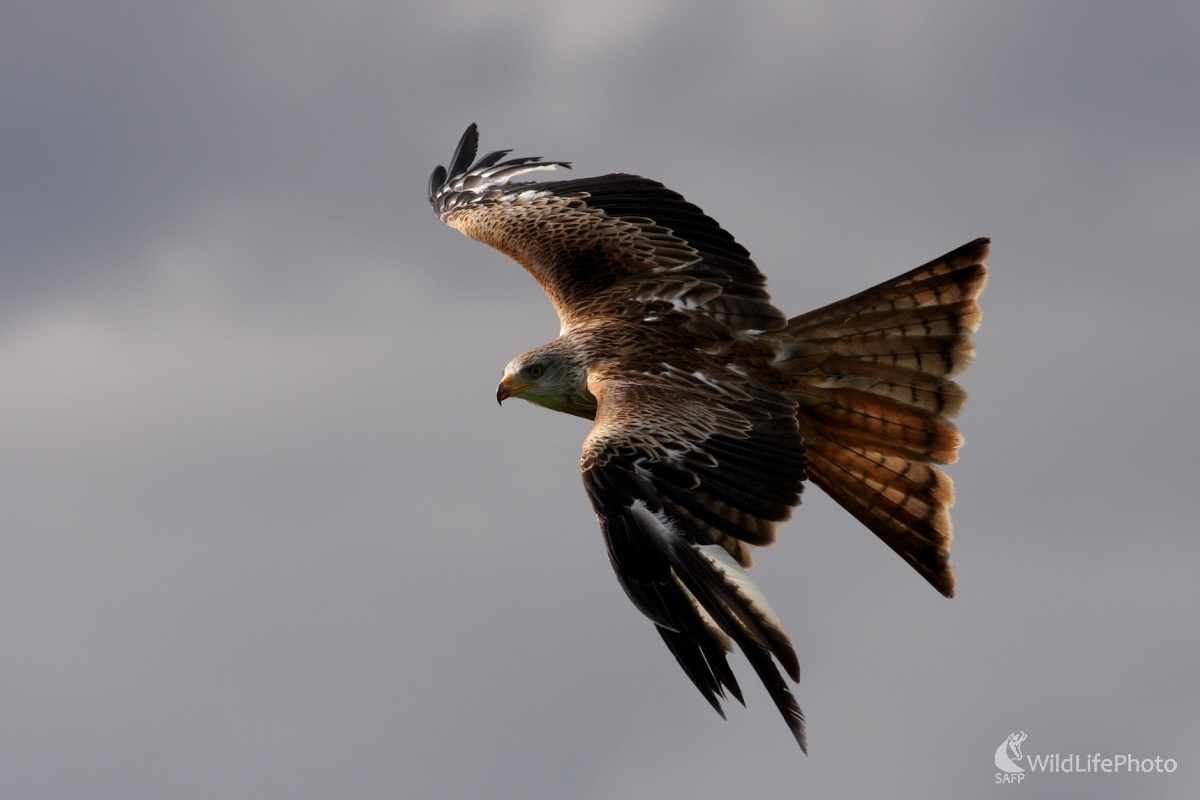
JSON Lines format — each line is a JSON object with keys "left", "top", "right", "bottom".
{"left": 497, "top": 345, "right": 597, "bottom": 419}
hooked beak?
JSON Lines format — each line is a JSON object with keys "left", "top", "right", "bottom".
{"left": 496, "top": 377, "right": 534, "bottom": 405}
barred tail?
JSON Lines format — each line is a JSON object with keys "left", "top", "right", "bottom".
{"left": 776, "top": 239, "right": 989, "bottom": 596}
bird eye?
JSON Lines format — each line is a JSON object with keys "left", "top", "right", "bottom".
{"left": 527, "top": 364, "right": 545, "bottom": 379}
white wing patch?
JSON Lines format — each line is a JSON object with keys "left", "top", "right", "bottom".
{"left": 629, "top": 501, "right": 737, "bottom": 645}
{"left": 673, "top": 574, "right": 733, "bottom": 649}
{"left": 630, "top": 499, "right": 679, "bottom": 549}
{"left": 695, "top": 543, "right": 789, "bottom": 643}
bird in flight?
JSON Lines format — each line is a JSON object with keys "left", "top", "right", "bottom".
{"left": 428, "top": 124, "right": 987, "bottom": 751}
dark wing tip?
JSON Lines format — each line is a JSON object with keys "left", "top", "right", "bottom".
{"left": 427, "top": 165, "right": 447, "bottom": 203}
{"left": 448, "top": 123, "right": 479, "bottom": 179}
{"left": 428, "top": 123, "right": 478, "bottom": 207}
{"left": 428, "top": 123, "right": 571, "bottom": 216}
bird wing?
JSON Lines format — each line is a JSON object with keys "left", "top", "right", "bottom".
{"left": 429, "top": 124, "right": 786, "bottom": 334}
{"left": 580, "top": 362, "right": 809, "bottom": 750}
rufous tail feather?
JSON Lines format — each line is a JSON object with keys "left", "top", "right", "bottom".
{"left": 776, "top": 238, "right": 989, "bottom": 596}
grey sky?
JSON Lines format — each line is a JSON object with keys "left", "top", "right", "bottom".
{"left": 2, "top": 2, "right": 1197, "bottom": 798}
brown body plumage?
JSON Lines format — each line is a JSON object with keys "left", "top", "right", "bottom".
{"left": 429, "top": 124, "right": 988, "bottom": 751}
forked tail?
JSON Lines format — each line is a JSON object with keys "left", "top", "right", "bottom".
{"left": 775, "top": 239, "right": 989, "bottom": 596}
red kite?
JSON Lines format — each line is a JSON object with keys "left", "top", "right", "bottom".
{"left": 429, "top": 124, "right": 987, "bottom": 750}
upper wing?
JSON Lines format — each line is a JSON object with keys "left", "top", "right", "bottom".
{"left": 580, "top": 363, "right": 809, "bottom": 749}
{"left": 429, "top": 124, "right": 786, "bottom": 334}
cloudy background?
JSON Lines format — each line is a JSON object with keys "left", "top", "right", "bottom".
{"left": 3, "top": 2, "right": 1197, "bottom": 797}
